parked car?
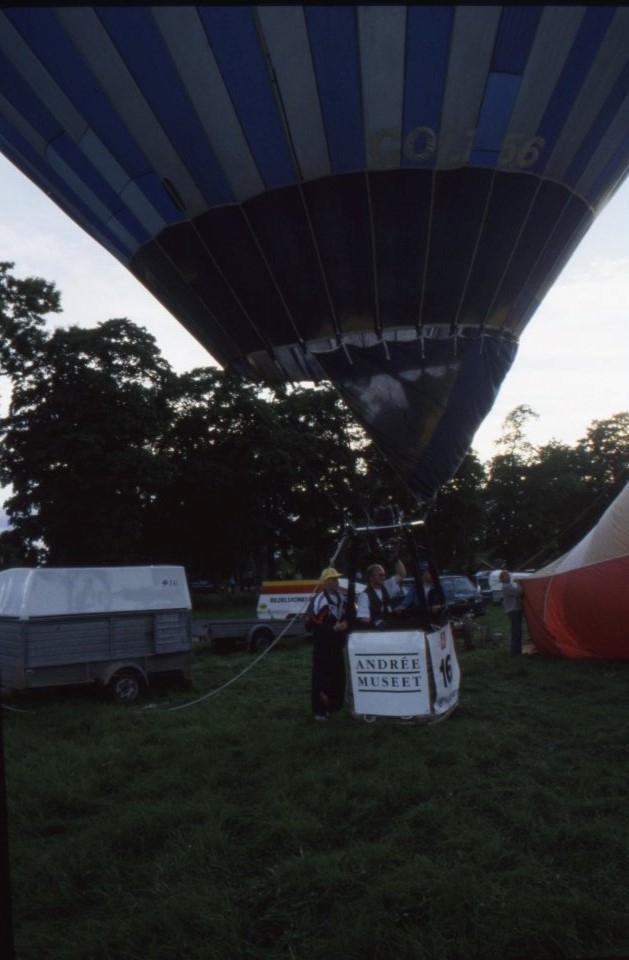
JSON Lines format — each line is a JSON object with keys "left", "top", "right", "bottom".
{"left": 439, "top": 574, "right": 485, "bottom": 619}
{"left": 403, "top": 574, "right": 484, "bottom": 620}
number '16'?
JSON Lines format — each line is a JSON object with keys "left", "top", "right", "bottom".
{"left": 439, "top": 654, "right": 453, "bottom": 687}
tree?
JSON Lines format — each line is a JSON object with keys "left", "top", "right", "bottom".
{"left": 520, "top": 441, "right": 591, "bottom": 566}
{"left": 13, "top": 268, "right": 627, "bottom": 581}
{"left": 428, "top": 450, "right": 487, "bottom": 572}
{"left": 0, "top": 261, "right": 60, "bottom": 377}
{"left": 0, "top": 319, "right": 174, "bottom": 563}
{"left": 577, "top": 413, "right": 629, "bottom": 502}
{"left": 0, "top": 527, "right": 43, "bottom": 568}
{"left": 267, "top": 384, "right": 384, "bottom": 576}
{"left": 483, "top": 410, "right": 629, "bottom": 571}
{"left": 143, "top": 367, "right": 278, "bottom": 581}
{"left": 144, "top": 377, "right": 388, "bottom": 582}
{"left": 0, "top": 280, "right": 411, "bottom": 577}
{"left": 484, "top": 405, "right": 539, "bottom": 568}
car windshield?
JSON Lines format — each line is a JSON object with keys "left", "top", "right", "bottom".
{"left": 441, "top": 576, "right": 476, "bottom": 597}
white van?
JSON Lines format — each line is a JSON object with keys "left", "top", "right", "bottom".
{"left": 256, "top": 578, "right": 364, "bottom": 620}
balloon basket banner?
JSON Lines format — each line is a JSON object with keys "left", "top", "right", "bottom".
{"left": 346, "top": 624, "right": 460, "bottom": 724}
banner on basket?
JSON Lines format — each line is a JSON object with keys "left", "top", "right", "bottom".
{"left": 347, "top": 630, "right": 432, "bottom": 717}
{"left": 426, "top": 624, "right": 461, "bottom": 715}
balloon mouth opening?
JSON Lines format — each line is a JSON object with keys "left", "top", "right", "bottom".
{"left": 245, "top": 326, "right": 518, "bottom": 383}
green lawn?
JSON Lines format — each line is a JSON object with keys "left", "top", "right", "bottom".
{"left": 4, "top": 604, "right": 629, "bottom": 959}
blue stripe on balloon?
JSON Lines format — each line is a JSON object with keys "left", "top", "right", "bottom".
{"left": 305, "top": 6, "right": 364, "bottom": 173}
{"left": 49, "top": 133, "right": 149, "bottom": 242}
{"left": 0, "top": 43, "right": 149, "bottom": 241}
{"left": 530, "top": 6, "right": 617, "bottom": 176}
{"left": 585, "top": 133, "right": 629, "bottom": 207}
{"left": 96, "top": 6, "right": 234, "bottom": 204}
{"left": 471, "top": 73, "right": 522, "bottom": 162}
{"left": 198, "top": 5, "right": 296, "bottom": 190}
{"left": 469, "top": 7, "right": 543, "bottom": 166}
{"left": 6, "top": 9, "right": 148, "bottom": 174}
{"left": 7, "top": 8, "right": 182, "bottom": 225}
{"left": 564, "top": 59, "right": 629, "bottom": 190}
{"left": 402, "top": 6, "right": 452, "bottom": 168}
{"left": 0, "top": 115, "right": 134, "bottom": 260}
{"left": 0, "top": 49, "right": 60, "bottom": 141}
{"left": 490, "top": 6, "right": 543, "bottom": 73}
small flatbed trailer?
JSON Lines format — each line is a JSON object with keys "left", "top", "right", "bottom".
{"left": 192, "top": 615, "right": 309, "bottom": 652}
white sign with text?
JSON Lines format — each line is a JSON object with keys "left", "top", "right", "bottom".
{"left": 347, "top": 630, "right": 432, "bottom": 718}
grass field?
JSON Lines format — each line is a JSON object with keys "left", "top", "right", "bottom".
{"left": 3, "top": 603, "right": 629, "bottom": 960}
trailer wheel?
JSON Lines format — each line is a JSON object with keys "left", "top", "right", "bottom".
{"left": 247, "top": 626, "right": 275, "bottom": 654}
{"left": 107, "top": 669, "right": 144, "bottom": 703}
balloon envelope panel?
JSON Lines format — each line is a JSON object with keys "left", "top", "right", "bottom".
{"left": 2, "top": 6, "right": 629, "bottom": 499}
{"left": 523, "top": 483, "right": 629, "bottom": 659}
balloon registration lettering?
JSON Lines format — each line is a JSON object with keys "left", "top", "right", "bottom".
{"left": 369, "top": 126, "right": 545, "bottom": 169}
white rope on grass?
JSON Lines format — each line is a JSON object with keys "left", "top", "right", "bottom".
{"left": 165, "top": 625, "right": 286, "bottom": 712}
{"left": 163, "top": 587, "right": 324, "bottom": 712}
{"left": 163, "top": 551, "right": 354, "bottom": 714}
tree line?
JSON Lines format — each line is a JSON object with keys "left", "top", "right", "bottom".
{"left": 1, "top": 262, "right": 628, "bottom": 582}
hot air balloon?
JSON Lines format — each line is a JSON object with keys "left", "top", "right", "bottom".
{"left": 1, "top": 6, "right": 629, "bottom": 502}
{"left": 523, "top": 482, "right": 629, "bottom": 659}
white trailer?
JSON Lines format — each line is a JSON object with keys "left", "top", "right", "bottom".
{"left": 0, "top": 566, "right": 192, "bottom": 702}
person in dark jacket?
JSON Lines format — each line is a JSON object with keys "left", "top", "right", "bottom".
{"left": 310, "top": 567, "right": 348, "bottom": 720}
{"left": 395, "top": 562, "right": 446, "bottom": 620}
{"left": 356, "top": 562, "right": 405, "bottom": 627}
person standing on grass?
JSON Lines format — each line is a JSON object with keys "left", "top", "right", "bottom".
{"left": 500, "top": 570, "right": 524, "bottom": 656}
{"left": 310, "top": 567, "right": 348, "bottom": 721}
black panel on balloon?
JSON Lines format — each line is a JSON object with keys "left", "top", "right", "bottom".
{"left": 508, "top": 191, "right": 593, "bottom": 329}
{"left": 152, "top": 219, "right": 268, "bottom": 357}
{"left": 193, "top": 206, "right": 297, "bottom": 348}
{"left": 243, "top": 185, "right": 335, "bottom": 343}
{"left": 498, "top": 180, "right": 591, "bottom": 331}
{"left": 421, "top": 169, "right": 495, "bottom": 328}
{"left": 457, "top": 172, "right": 542, "bottom": 327}
{"left": 130, "top": 240, "right": 248, "bottom": 365}
{"left": 302, "top": 175, "right": 376, "bottom": 333}
{"left": 368, "top": 170, "right": 432, "bottom": 331}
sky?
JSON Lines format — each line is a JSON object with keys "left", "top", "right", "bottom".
{"left": 1, "top": 152, "right": 629, "bottom": 520}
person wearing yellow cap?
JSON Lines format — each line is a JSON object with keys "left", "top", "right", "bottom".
{"left": 310, "top": 566, "right": 348, "bottom": 721}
